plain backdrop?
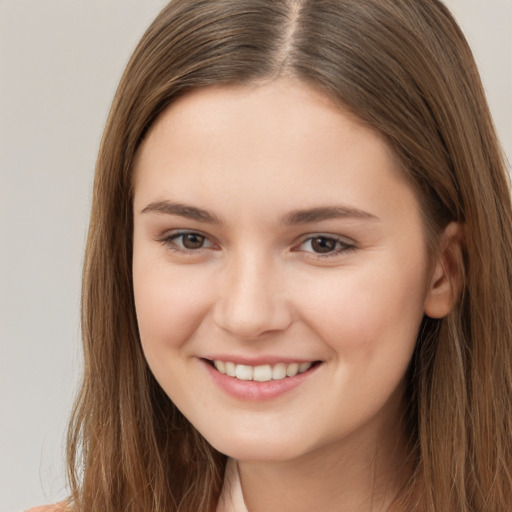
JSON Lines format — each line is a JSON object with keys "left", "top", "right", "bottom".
{"left": 0, "top": 1, "right": 510, "bottom": 511}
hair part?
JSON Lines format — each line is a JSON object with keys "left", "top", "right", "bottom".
{"left": 68, "top": 1, "right": 512, "bottom": 511}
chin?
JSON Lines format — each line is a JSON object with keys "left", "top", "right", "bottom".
{"left": 202, "top": 429, "right": 314, "bottom": 463}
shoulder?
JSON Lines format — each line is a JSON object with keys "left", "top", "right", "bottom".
{"left": 25, "top": 503, "right": 68, "bottom": 512}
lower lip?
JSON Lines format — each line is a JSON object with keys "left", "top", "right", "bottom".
{"left": 201, "top": 360, "right": 321, "bottom": 401}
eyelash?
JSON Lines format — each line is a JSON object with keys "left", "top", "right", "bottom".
{"left": 294, "top": 235, "right": 356, "bottom": 258}
{"left": 159, "top": 231, "right": 217, "bottom": 254}
{"left": 159, "top": 231, "right": 356, "bottom": 258}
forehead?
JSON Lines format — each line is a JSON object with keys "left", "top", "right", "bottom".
{"left": 132, "top": 79, "right": 419, "bottom": 227}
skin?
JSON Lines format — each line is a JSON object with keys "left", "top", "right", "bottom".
{"left": 132, "top": 79, "right": 459, "bottom": 511}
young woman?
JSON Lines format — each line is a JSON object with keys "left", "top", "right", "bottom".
{"left": 30, "top": 0, "right": 512, "bottom": 511}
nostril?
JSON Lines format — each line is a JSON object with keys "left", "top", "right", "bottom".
{"left": 212, "top": 304, "right": 294, "bottom": 340}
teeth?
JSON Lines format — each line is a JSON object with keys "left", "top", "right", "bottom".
{"left": 225, "top": 361, "right": 236, "bottom": 377}
{"left": 253, "top": 365, "right": 272, "bottom": 382}
{"left": 235, "top": 364, "right": 253, "bottom": 381}
{"left": 272, "top": 363, "right": 287, "bottom": 380}
{"left": 299, "top": 362, "right": 311, "bottom": 372}
{"left": 213, "top": 360, "right": 225, "bottom": 373}
{"left": 286, "top": 363, "right": 299, "bottom": 377}
{"left": 213, "top": 360, "right": 313, "bottom": 381}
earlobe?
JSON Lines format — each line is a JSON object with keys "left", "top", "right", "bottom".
{"left": 424, "top": 222, "right": 464, "bottom": 319}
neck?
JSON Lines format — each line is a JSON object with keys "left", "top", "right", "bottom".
{"left": 237, "top": 399, "right": 410, "bottom": 512}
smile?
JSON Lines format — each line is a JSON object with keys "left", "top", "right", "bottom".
{"left": 212, "top": 360, "right": 314, "bottom": 382}
{"left": 202, "top": 358, "right": 323, "bottom": 401}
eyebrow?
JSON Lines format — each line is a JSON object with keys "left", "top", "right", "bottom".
{"left": 282, "top": 205, "right": 378, "bottom": 225}
{"left": 141, "top": 201, "right": 221, "bottom": 224}
{"left": 140, "top": 200, "right": 378, "bottom": 225}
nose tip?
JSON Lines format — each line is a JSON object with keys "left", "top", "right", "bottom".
{"left": 214, "top": 307, "right": 291, "bottom": 340}
{"left": 212, "top": 260, "right": 293, "bottom": 339}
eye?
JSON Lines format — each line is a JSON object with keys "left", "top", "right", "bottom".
{"left": 296, "top": 235, "right": 355, "bottom": 256}
{"left": 161, "top": 231, "right": 216, "bottom": 252}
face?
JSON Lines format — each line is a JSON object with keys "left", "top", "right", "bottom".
{"left": 132, "top": 79, "right": 437, "bottom": 463}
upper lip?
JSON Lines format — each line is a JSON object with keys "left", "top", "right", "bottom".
{"left": 202, "top": 355, "right": 319, "bottom": 366}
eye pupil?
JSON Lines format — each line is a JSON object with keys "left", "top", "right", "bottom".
{"left": 311, "top": 237, "right": 336, "bottom": 253}
{"left": 182, "top": 233, "right": 205, "bottom": 249}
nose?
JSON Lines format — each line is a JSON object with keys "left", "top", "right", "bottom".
{"left": 212, "top": 251, "right": 294, "bottom": 340}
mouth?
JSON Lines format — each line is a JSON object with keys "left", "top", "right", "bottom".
{"left": 205, "top": 359, "right": 322, "bottom": 382}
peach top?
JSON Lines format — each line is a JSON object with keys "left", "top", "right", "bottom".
{"left": 26, "top": 460, "right": 248, "bottom": 512}
{"left": 216, "top": 459, "right": 249, "bottom": 512}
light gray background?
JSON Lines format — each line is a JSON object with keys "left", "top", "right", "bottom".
{"left": 1, "top": 1, "right": 510, "bottom": 511}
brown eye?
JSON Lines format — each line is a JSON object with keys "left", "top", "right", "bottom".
{"left": 311, "top": 236, "right": 337, "bottom": 253}
{"left": 181, "top": 233, "right": 206, "bottom": 249}
{"left": 165, "top": 231, "right": 214, "bottom": 252}
{"left": 296, "top": 235, "right": 354, "bottom": 257}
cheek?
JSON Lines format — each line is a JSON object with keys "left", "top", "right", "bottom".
{"left": 294, "top": 255, "right": 428, "bottom": 361}
{"left": 132, "top": 257, "right": 214, "bottom": 353}
{"left": 290, "top": 259, "right": 427, "bottom": 437}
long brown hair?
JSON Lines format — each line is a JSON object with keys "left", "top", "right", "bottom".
{"left": 67, "top": 1, "right": 512, "bottom": 510}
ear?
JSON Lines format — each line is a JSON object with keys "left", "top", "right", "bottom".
{"left": 424, "top": 222, "right": 464, "bottom": 319}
